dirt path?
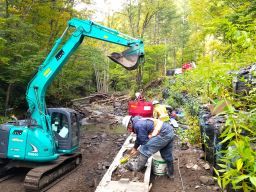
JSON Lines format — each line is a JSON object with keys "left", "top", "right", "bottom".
{"left": 0, "top": 126, "right": 219, "bottom": 192}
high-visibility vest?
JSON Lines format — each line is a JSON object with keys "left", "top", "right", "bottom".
{"left": 153, "top": 104, "right": 170, "bottom": 122}
{"left": 140, "top": 117, "right": 163, "bottom": 137}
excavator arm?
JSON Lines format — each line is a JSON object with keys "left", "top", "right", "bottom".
{"left": 26, "top": 18, "right": 144, "bottom": 131}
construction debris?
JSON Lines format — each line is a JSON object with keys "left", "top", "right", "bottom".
{"left": 72, "top": 93, "right": 131, "bottom": 119}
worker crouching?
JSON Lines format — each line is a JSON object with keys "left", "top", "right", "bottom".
{"left": 122, "top": 115, "right": 174, "bottom": 179}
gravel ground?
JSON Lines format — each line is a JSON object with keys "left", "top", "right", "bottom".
{"left": 0, "top": 125, "right": 219, "bottom": 192}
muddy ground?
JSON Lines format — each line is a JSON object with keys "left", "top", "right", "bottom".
{"left": 0, "top": 124, "right": 219, "bottom": 192}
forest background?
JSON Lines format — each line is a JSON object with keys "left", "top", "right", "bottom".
{"left": 0, "top": 0, "right": 256, "bottom": 191}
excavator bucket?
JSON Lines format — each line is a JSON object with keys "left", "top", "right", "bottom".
{"left": 108, "top": 46, "right": 144, "bottom": 70}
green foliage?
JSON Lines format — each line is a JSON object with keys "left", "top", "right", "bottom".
{"left": 166, "top": 59, "right": 256, "bottom": 190}
{"left": 0, "top": 116, "right": 10, "bottom": 124}
{"left": 183, "top": 2, "right": 256, "bottom": 190}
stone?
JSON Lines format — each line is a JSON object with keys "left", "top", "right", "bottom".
{"left": 101, "top": 133, "right": 107, "bottom": 138}
{"left": 199, "top": 176, "right": 209, "bottom": 185}
{"left": 117, "top": 138, "right": 125, "bottom": 142}
{"left": 212, "top": 186, "right": 220, "bottom": 191}
{"left": 186, "top": 162, "right": 194, "bottom": 169}
{"left": 199, "top": 152, "right": 205, "bottom": 159}
{"left": 199, "top": 176, "right": 215, "bottom": 185}
{"left": 91, "top": 135, "right": 98, "bottom": 139}
{"left": 195, "top": 185, "right": 200, "bottom": 189}
{"left": 192, "top": 164, "right": 201, "bottom": 171}
{"left": 203, "top": 163, "right": 210, "bottom": 170}
{"left": 180, "top": 142, "right": 189, "bottom": 150}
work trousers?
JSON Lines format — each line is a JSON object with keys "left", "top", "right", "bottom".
{"left": 139, "top": 123, "right": 174, "bottom": 162}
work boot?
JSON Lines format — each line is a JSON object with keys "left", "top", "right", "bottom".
{"left": 126, "top": 153, "right": 148, "bottom": 171}
{"left": 166, "top": 161, "right": 174, "bottom": 179}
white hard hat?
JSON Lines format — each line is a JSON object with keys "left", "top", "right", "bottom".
{"left": 152, "top": 100, "right": 159, "bottom": 105}
{"left": 135, "top": 92, "right": 141, "bottom": 98}
{"left": 122, "top": 115, "right": 132, "bottom": 128}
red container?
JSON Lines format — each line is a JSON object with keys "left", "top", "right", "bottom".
{"left": 128, "top": 101, "right": 153, "bottom": 117}
{"left": 182, "top": 63, "right": 193, "bottom": 72}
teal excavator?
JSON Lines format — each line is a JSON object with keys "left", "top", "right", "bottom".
{"left": 0, "top": 18, "right": 144, "bottom": 191}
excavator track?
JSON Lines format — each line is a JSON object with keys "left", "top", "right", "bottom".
{"left": 24, "top": 153, "right": 82, "bottom": 192}
{"left": 0, "top": 161, "right": 15, "bottom": 182}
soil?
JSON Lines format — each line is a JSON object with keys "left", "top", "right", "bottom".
{"left": 0, "top": 125, "right": 219, "bottom": 192}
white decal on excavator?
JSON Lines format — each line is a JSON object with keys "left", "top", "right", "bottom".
{"left": 30, "top": 144, "right": 39, "bottom": 153}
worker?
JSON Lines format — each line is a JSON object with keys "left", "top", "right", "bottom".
{"left": 135, "top": 89, "right": 144, "bottom": 101}
{"left": 152, "top": 100, "right": 170, "bottom": 122}
{"left": 122, "top": 115, "right": 174, "bottom": 179}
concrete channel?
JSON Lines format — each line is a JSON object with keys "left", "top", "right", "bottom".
{"left": 95, "top": 133, "right": 152, "bottom": 192}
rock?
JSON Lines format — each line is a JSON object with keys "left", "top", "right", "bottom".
{"left": 199, "top": 176, "right": 215, "bottom": 185}
{"left": 212, "top": 186, "right": 220, "bottom": 191}
{"left": 192, "top": 164, "right": 201, "bottom": 171}
{"left": 186, "top": 162, "right": 194, "bottom": 169}
{"left": 103, "top": 161, "right": 111, "bottom": 169}
{"left": 199, "top": 176, "right": 209, "bottom": 185}
{"left": 180, "top": 142, "right": 189, "bottom": 150}
{"left": 117, "top": 138, "right": 125, "bottom": 142}
{"left": 195, "top": 185, "right": 200, "bottom": 189}
{"left": 198, "top": 151, "right": 205, "bottom": 159}
{"left": 203, "top": 163, "right": 210, "bottom": 170}
{"left": 113, "top": 101, "right": 122, "bottom": 107}
{"left": 91, "top": 135, "right": 98, "bottom": 139}
{"left": 83, "top": 141, "right": 91, "bottom": 144}
{"left": 101, "top": 133, "right": 107, "bottom": 138}
{"left": 85, "top": 176, "right": 96, "bottom": 188}
{"left": 97, "top": 163, "right": 102, "bottom": 170}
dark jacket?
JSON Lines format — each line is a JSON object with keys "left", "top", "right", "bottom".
{"left": 131, "top": 116, "right": 173, "bottom": 149}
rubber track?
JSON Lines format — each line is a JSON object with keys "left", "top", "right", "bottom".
{"left": 0, "top": 172, "right": 15, "bottom": 183}
{"left": 0, "top": 162, "right": 15, "bottom": 183}
{"left": 24, "top": 153, "right": 82, "bottom": 192}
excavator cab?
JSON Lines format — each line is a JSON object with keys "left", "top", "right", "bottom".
{"left": 108, "top": 43, "right": 144, "bottom": 70}
{"left": 48, "top": 108, "right": 80, "bottom": 154}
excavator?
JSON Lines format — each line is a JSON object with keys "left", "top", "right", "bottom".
{"left": 0, "top": 18, "right": 144, "bottom": 191}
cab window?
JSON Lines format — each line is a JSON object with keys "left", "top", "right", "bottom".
{"left": 51, "top": 112, "right": 69, "bottom": 139}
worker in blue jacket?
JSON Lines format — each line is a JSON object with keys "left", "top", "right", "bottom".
{"left": 122, "top": 115, "right": 174, "bottom": 178}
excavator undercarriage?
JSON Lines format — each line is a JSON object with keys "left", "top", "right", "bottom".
{"left": 0, "top": 153, "right": 82, "bottom": 192}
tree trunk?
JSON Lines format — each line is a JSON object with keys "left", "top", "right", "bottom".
{"left": 173, "top": 47, "right": 176, "bottom": 68}
{"left": 4, "top": 83, "right": 12, "bottom": 116}
{"left": 164, "top": 38, "right": 167, "bottom": 76}
{"left": 136, "top": 64, "right": 143, "bottom": 89}
{"left": 5, "top": 0, "right": 9, "bottom": 18}
{"left": 127, "top": 0, "right": 135, "bottom": 36}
